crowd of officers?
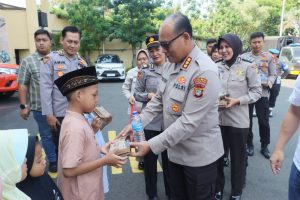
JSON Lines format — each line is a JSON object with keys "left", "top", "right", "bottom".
{"left": 15, "top": 12, "right": 290, "bottom": 200}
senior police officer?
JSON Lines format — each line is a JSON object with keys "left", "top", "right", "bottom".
{"left": 243, "top": 32, "right": 276, "bottom": 159}
{"left": 134, "top": 34, "right": 170, "bottom": 200}
{"left": 40, "top": 26, "right": 87, "bottom": 157}
{"left": 121, "top": 13, "right": 223, "bottom": 200}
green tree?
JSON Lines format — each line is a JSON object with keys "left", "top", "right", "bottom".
{"left": 110, "top": 0, "right": 161, "bottom": 67}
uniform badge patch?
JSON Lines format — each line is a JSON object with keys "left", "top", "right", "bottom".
{"left": 177, "top": 76, "right": 186, "bottom": 84}
{"left": 236, "top": 68, "right": 244, "bottom": 76}
{"left": 171, "top": 103, "right": 180, "bottom": 113}
{"left": 57, "top": 71, "right": 64, "bottom": 77}
{"left": 57, "top": 65, "right": 64, "bottom": 69}
{"left": 181, "top": 57, "right": 192, "bottom": 70}
{"left": 193, "top": 77, "right": 207, "bottom": 98}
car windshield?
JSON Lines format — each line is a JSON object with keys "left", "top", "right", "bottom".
{"left": 97, "top": 55, "right": 120, "bottom": 63}
{"left": 292, "top": 48, "right": 300, "bottom": 58}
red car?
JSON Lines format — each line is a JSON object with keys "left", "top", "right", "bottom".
{"left": 0, "top": 63, "right": 19, "bottom": 97}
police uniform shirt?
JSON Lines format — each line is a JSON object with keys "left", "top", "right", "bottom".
{"left": 40, "top": 50, "right": 87, "bottom": 117}
{"left": 217, "top": 56, "right": 262, "bottom": 128}
{"left": 134, "top": 62, "right": 166, "bottom": 132}
{"left": 242, "top": 51, "right": 276, "bottom": 97}
{"left": 140, "top": 46, "right": 224, "bottom": 167}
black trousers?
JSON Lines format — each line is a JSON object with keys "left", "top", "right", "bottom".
{"left": 247, "top": 97, "right": 270, "bottom": 147}
{"left": 269, "top": 83, "right": 281, "bottom": 108}
{"left": 52, "top": 117, "right": 64, "bottom": 159}
{"left": 168, "top": 160, "right": 217, "bottom": 200}
{"left": 144, "top": 129, "right": 170, "bottom": 198}
{"left": 216, "top": 126, "right": 248, "bottom": 196}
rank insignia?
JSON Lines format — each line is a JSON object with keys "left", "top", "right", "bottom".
{"left": 149, "top": 37, "right": 154, "bottom": 43}
{"left": 177, "top": 76, "right": 186, "bottom": 84}
{"left": 182, "top": 57, "right": 192, "bottom": 70}
{"left": 79, "top": 59, "right": 87, "bottom": 67}
{"left": 171, "top": 103, "right": 180, "bottom": 113}
{"left": 42, "top": 56, "right": 50, "bottom": 64}
{"left": 57, "top": 71, "right": 64, "bottom": 77}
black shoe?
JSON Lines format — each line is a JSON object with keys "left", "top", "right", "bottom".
{"left": 148, "top": 196, "right": 159, "bottom": 200}
{"left": 260, "top": 146, "right": 270, "bottom": 159}
{"left": 138, "top": 161, "right": 144, "bottom": 170}
{"left": 224, "top": 157, "right": 230, "bottom": 167}
{"left": 246, "top": 145, "right": 254, "bottom": 156}
{"left": 214, "top": 191, "right": 222, "bottom": 200}
{"left": 49, "top": 161, "right": 57, "bottom": 173}
{"left": 230, "top": 195, "right": 241, "bottom": 200}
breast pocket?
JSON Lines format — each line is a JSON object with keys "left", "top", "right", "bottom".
{"left": 167, "top": 89, "right": 186, "bottom": 116}
{"left": 31, "top": 69, "right": 40, "bottom": 80}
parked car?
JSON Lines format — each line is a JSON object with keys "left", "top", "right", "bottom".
{"left": 95, "top": 54, "right": 125, "bottom": 81}
{"left": 279, "top": 43, "right": 300, "bottom": 76}
{"left": 0, "top": 63, "right": 19, "bottom": 97}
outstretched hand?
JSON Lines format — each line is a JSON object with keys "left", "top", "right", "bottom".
{"left": 130, "top": 141, "right": 150, "bottom": 157}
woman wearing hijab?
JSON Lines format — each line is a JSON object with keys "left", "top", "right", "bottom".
{"left": 17, "top": 136, "right": 63, "bottom": 200}
{"left": 0, "top": 130, "right": 30, "bottom": 200}
{"left": 214, "top": 34, "right": 262, "bottom": 200}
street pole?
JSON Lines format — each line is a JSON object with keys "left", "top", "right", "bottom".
{"left": 279, "top": 0, "right": 286, "bottom": 36}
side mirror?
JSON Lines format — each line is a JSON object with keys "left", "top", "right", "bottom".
{"left": 120, "top": 60, "right": 124, "bottom": 63}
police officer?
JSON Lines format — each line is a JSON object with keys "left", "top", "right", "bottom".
{"left": 243, "top": 32, "right": 276, "bottom": 159}
{"left": 134, "top": 34, "right": 170, "bottom": 200}
{"left": 215, "top": 34, "right": 262, "bottom": 200}
{"left": 268, "top": 48, "right": 289, "bottom": 117}
{"left": 121, "top": 13, "right": 223, "bottom": 200}
{"left": 40, "top": 26, "right": 87, "bottom": 157}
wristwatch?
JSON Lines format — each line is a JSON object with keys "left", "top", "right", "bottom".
{"left": 20, "top": 104, "right": 28, "bottom": 109}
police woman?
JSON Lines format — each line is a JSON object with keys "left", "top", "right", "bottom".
{"left": 215, "top": 34, "right": 262, "bottom": 200}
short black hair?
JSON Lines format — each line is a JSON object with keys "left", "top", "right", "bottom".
{"left": 169, "top": 13, "right": 193, "bottom": 38}
{"left": 211, "top": 44, "right": 219, "bottom": 53}
{"left": 34, "top": 29, "right": 52, "bottom": 40}
{"left": 62, "top": 26, "right": 80, "bottom": 38}
{"left": 206, "top": 38, "right": 217, "bottom": 46}
{"left": 250, "top": 32, "right": 265, "bottom": 40}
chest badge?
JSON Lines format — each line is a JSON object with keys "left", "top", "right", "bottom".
{"left": 57, "top": 64, "right": 64, "bottom": 69}
{"left": 57, "top": 71, "right": 64, "bottom": 77}
{"left": 177, "top": 76, "right": 186, "bottom": 84}
{"left": 236, "top": 68, "right": 244, "bottom": 76}
{"left": 171, "top": 103, "right": 180, "bottom": 113}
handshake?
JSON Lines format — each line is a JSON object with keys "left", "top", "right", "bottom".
{"left": 219, "top": 93, "right": 229, "bottom": 108}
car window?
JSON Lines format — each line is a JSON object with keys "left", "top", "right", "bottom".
{"left": 97, "top": 55, "right": 121, "bottom": 63}
{"left": 292, "top": 48, "right": 300, "bottom": 58}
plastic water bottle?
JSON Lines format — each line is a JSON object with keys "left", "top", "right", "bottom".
{"left": 131, "top": 111, "right": 145, "bottom": 142}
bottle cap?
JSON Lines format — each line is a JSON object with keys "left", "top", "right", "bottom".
{"left": 132, "top": 111, "right": 138, "bottom": 116}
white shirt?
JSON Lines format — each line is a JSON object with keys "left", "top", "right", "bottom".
{"left": 289, "top": 75, "right": 300, "bottom": 170}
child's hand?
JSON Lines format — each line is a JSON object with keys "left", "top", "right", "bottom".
{"left": 100, "top": 141, "right": 113, "bottom": 155}
{"left": 91, "top": 117, "right": 104, "bottom": 133}
{"left": 104, "top": 149, "right": 128, "bottom": 168}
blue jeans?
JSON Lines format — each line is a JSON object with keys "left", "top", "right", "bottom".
{"left": 289, "top": 162, "right": 300, "bottom": 200}
{"left": 32, "top": 111, "right": 57, "bottom": 162}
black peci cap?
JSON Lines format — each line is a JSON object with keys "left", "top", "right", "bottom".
{"left": 54, "top": 67, "right": 98, "bottom": 96}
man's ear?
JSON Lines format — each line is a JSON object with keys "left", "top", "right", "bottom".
{"left": 74, "top": 90, "right": 82, "bottom": 101}
{"left": 182, "top": 32, "right": 191, "bottom": 40}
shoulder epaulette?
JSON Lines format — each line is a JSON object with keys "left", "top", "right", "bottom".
{"left": 242, "top": 57, "right": 254, "bottom": 63}
{"left": 215, "top": 59, "right": 223, "bottom": 63}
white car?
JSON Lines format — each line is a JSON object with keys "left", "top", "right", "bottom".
{"left": 95, "top": 54, "right": 125, "bottom": 81}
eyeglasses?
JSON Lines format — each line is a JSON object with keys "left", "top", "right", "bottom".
{"left": 159, "top": 32, "right": 184, "bottom": 50}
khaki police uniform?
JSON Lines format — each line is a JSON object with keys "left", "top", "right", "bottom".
{"left": 242, "top": 51, "right": 276, "bottom": 148}
{"left": 140, "top": 46, "right": 224, "bottom": 199}
{"left": 40, "top": 49, "right": 87, "bottom": 155}
{"left": 215, "top": 56, "right": 262, "bottom": 196}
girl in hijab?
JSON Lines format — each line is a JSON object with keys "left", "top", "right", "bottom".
{"left": 0, "top": 130, "right": 30, "bottom": 200}
{"left": 17, "top": 136, "right": 64, "bottom": 200}
{"left": 214, "top": 34, "right": 262, "bottom": 200}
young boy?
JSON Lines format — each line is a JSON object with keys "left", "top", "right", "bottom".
{"left": 54, "top": 67, "right": 127, "bottom": 200}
